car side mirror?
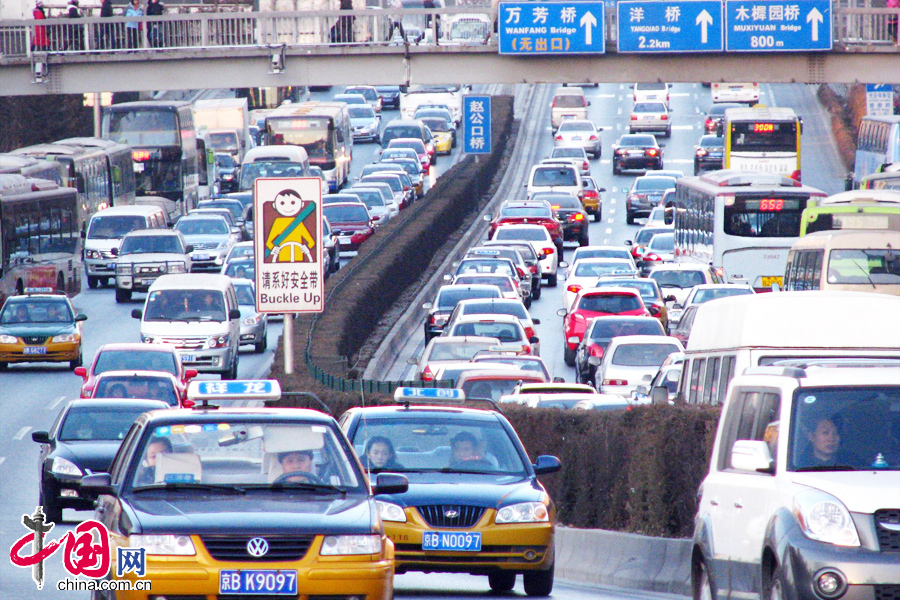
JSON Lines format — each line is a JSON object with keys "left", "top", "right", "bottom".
{"left": 532, "top": 318, "right": 540, "bottom": 325}
{"left": 558, "top": 261, "right": 568, "bottom": 269}
{"left": 74, "top": 366, "right": 88, "bottom": 380}
{"left": 185, "top": 369, "right": 199, "bottom": 382}
{"left": 442, "top": 274, "right": 452, "bottom": 282}
{"left": 648, "top": 305, "right": 660, "bottom": 316}
{"left": 588, "top": 356, "right": 602, "bottom": 366}
{"left": 407, "top": 356, "right": 419, "bottom": 365}
{"left": 586, "top": 100, "right": 591, "bottom": 106}
{"left": 80, "top": 473, "right": 115, "bottom": 496}
{"left": 422, "top": 301, "right": 432, "bottom": 310}
{"left": 372, "top": 472, "right": 409, "bottom": 495}
{"left": 131, "top": 309, "right": 143, "bottom": 319}
{"left": 731, "top": 440, "right": 775, "bottom": 474}
{"left": 598, "top": 187, "right": 606, "bottom": 192}
{"left": 650, "top": 385, "right": 669, "bottom": 405}
{"left": 665, "top": 295, "right": 677, "bottom": 303}
{"left": 229, "top": 308, "right": 241, "bottom": 320}
{"left": 185, "top": 245, "right": 194, "bottom": 253}
{"left": 75, "top": 313, "right": 88, "bottom": 322}
{"left": 32, "top": 431, "right": 51, "bottom": 444}
{"left": 556, "top": 308, "right": 567, "bottom": 317}
{"left": 624, "top": 240, "right": 633, "bottom": 246}
{"left": 533, "top": 455, "right": 561, "bottom": 475}
{"left": 621, "top": 187, "right": 630, "bottom": 194}
{"left": 529, "top": 336, "right": 540, "bottom": 344}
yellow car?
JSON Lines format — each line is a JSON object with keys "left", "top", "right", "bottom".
{"left": 342, "top": 396, "right": 561, "bottom": 596}
{"left": 82, "top": 381, "right": 408, "bottom": 600}
{"left": 431, "top": 131, "right": 453, "bottom": 155}
{"left": 0, "top": 293, "right": 86, "bottom": 370}
{"left": 420, "top": 117, "right": 456, "bottom": 155}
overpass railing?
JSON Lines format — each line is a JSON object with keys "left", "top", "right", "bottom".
{"left": 1, "top": 7, "right": 898, "bottom": 58}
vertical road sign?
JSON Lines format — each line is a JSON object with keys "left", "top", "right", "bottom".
{"left": 725, "top": 0, "right": 832, "bottom": 51}
{"left": 253, "top": 177, "right": 324, "bottom": 314}
{"left": 464, "top": 96, "right": 492, "bottom": 154}
{"left": 498, "top": 2, "right": 606, "bottom": 55}
{"left": 617, "top": 1, "right": 723, "bottom": 53}
{"left": 865, "top": 84, "right": 894, "bottom": 116}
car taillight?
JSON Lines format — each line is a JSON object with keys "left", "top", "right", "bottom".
{"left": 520, "top": 344, "right": 532, "bottom": 355}
{"left": 583, "top": 161, "right": 589, "bottom": 171}
{"left": 615, "top": 148, "right": 626, "bottom": 155}
{"left": 567, "top": 284, "right": 582, "bottom": 294}
{"left": 516, "top": 267, "right": 526, "bottom": 278}
{"left": 542, "top": 247, "right": 554, "bottom": 256}
{"left": 588, "top": 344, "right": 604, "bottom": 358}
{"left": 529, "top": 264, "right": 538, "bottom": 274}
{"left": 791, "top": 170, "right": 801, "bottom": 181}
{"left": 697, "top": 148, "right": 708, "bottom": 157}
{"left": 421, "top": 365, "right": 434, "bottom": 381}
{"left": 603, "top": 379, "right": 629, "bottom": 386}
{"left": 572, "top": 213, "right": 584, "bottom": 221}
{"left": 661, "top": 115, "right": 668, "bottom": 121}
{"left": 525, "top": 326, "right": 535, "bottom": 339}
{"left": 644, "top": 253, "right": 662, "bottom": 261}
{"left": 555, "top": 135, "right": 563, "bottom": 141}
{"left": 589, "top": 135, "right": 597, "bottom": 141}
{"left": 630, "top": 115, "right": 638, "bottom": 120}
{"left": 647, "top": 148, "right": 658, "bottom": 156}
{"left": 705, "top": 118, "right": 714, "bottom": 129}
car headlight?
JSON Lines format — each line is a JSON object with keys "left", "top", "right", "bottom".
{"left": 51, "top": 456, "right": 83, "bottom": 477}
{"left": 85, "top": 250, "right": 101, "bottom": 260}
{"left": 141, "top": 334, "right": 156, "bottom": 344}
{"left": 167, "top": 261, "right": 186, "bottom": 274}
{"left": 243, "top": 315, "right": 261, "bottom": 326}
{"left": 52, "top": 333, "right": 79, "bottom": 343}
{"left": 128, "top": 534, "right": 196, "bottom": 555}
{"left": 206, "top": 334, "right": 230, "bottom": 349}
{"left": 0, "top": 334, "right": 18, "bottom": 344}
{"left": 117, "top": 263, "right": 132, "bottom": 275}
{"left": 793, "top": 489, "right": 860, "bottom": 547}
{"left": 496, "top": 502, "right": 549, "bottom": 524}
{"left": 376, "top": 500, "right": 407, "bottom": 523}
{"left": 320, "top": 534, "right": 382, "bottom": 556}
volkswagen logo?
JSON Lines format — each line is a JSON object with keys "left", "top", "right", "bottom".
{"left": 246, "top": 537, "right": 269, "bottom": 557}
{"left": 444, "top": 509, "right": 460, "bottom": 519}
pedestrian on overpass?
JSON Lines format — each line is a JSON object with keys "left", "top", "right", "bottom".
{"left": 146, "top": 0, "right": 165, "bottom": 48}
{"left": 98, "top": 0, "right": 115, "bottom": 49}
{"left": 31, "top": 0, "right": 50, "bottom": 51}
{"left": 65, "top": 0, "right": 83, "bottom": 51}
{"left": 125, "top": 0, "right": 144, "bottom": 49}
{"left": 888, "top": 0, "right": 899, "bottom": 45}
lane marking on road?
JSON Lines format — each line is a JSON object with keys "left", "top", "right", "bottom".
{"left": 670, "top": 93, "right": 691, "bottom": 97}
{"left": 607, "top": 218, "right": 615, "bottom": 224}
{"left": 606, "top": 228, "right": 613, "bottom": 234}
{"left": 0, "top": 457, "right": 5, "bottom": 467}
{"left": 48, "top": 395, "right": 66, "bottom": 411}
{"left": 617, "top": 107, "right": 622, "bottom": 115}
{"left": 595, "top": 94, "right": 617, "bottom": 98}
{"left": 13, "top": 426, "right": 32, "bottom": 441}
{"left": 667, "top": 159, "right": 693, "bottom": 164}
{"left": 600, "top": 159, "right": 611, "bottom": 164}
{"left": 672, "top": 125, "right": 694, "bottom": 130}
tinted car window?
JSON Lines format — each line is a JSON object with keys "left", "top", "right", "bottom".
{"left": 323, "top": 205, "right": 370, "bottom": 223}
{"left": 612, "top": 343, "right": 681, "bottom": 366}
{"left": 59, "top": 405, "right": 154, "bottom": 441}
{"left": 436, "top": 288, "right": 500, "bottom": 309}
{"left": 532, "top": 167, "right": 577, "bottom": 186}
{"left": 94, "top": 349, "right": 178, "bottom": 376}
{"left": 578, "top": 293, "right": 642, "bottom": 313}
{"left": 461, "top": 301, "right": 528, "bottom": 320}
{"left": 588, "top": 318, "right": 663, "bottom": 340}
{"left": 650, "top": 270, "right": 706, "bottom": 288}
{"left": 554, "top": 95, "right": 585, "bottom": 108}
{"left": 495, "top": 228, "right": 549, "bottom": 242}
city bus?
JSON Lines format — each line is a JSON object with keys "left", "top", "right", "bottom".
{"left": 55, "top": 137, "right": 138, "bottom": 208}
{"left": 265, "top": 102, "right": 352, "bottom": 192}
{"left": 102, "top": 101, "right": 200, "bottom": 217}
{"left": 723, "top": 106, "right": 802, "bottom": 181}
{"left": 859, "top": 168, "right": 900, "bottom": 191}
{"left": 0, "top": 153, "right": 66, "bottom": 185}
{"left": 800, "top": 189, "right": 900, "bottom": 236}
{"left": 672, "top": 170, "right": 827, "bottom": 292}
{"left": 851, "top": 115, "right": 900, "bottom": 187}
{"left": 0, "top": 174, "right": 82, "bottom": 304}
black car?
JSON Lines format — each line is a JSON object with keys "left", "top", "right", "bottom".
{"left": 694, "top": 135, "right": 725, "bottom": 174}
{"left": 376, "top": 85, "right": 402, "bottom": 110}
{"left": 33, "top": 398, "right": 170, "bottom": 523}
{"left": 612, "top": 134, "right": 664, "bottom": 175}
{"left": 532, "top": 192, "right": 590, "bottom": 246}
{"left": 703, "top": 102, "right": 742, "bottom": 134}
{"left": 422, "top": 284, "right": 503, "bottom": 341}
{"left": 81, "top": 387, "right": 408, "bottom": 599}
{"left": 340, "top": 400, "right": 561, "bottom": 596}
{"left": 573, "top": 316, "right": 665, "bottom": 386}
{"left": 214, "top": 153, "right": 240, "bottom": 193}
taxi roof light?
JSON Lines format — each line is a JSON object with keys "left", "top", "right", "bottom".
{"left": 186, "top": 380, "right": 282, "bottom": 406}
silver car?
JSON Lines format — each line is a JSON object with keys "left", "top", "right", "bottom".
{"left": 174, "top": 214, "right": 240, "bottom": 272}
{"left": 554, "top": 120, "right": 603, "bottom": 158}
{"left": 233, "top": 279, "right": 267, "bottom": 354}
{"left": 629, "top": 102, "right": 671, "bottom": 137}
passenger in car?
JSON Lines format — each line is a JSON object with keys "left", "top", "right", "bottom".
{"left": 361, "top": 436, "right": 403, "bottom": 472}
{"left": 798, "top": 415, "right": 849, "bottom": 467}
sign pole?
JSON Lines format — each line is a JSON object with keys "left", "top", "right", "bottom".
{"left": 284, "top": 313, "right": 293, "bottom": 374}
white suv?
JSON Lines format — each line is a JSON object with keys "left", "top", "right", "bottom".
{"left": 690, "top": 361, "right": 900, "bottom": 600}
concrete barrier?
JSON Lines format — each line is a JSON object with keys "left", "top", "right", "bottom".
{"left": 555, "top": 526, "right": 692, "bottom": 597}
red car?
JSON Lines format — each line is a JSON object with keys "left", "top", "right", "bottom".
{"left": 556, "top": 287, "right": 650, "bottom": 366}
{"left": 90, "top": 370, "right": 188, "bottom": 407}
{"left": 322, "top": 202, "right": 376, "bottom": 252}
{"left": 486, "top": 201, "right": 563, "bottom": 248}
{"left": 75, "top": 342, "right": 197, "bottom": 399}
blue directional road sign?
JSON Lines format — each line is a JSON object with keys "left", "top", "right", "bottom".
{"left": 463, "top": 95, "right": 492, "bottom": 155}
{"left": 726, "top": 0, "right": 832, "bottom": 51}
{"left": 498, "top": 2, "right": 606, "bottom": 55}
{"left": 617, "top": 1, "right": 723, "bottom": 53}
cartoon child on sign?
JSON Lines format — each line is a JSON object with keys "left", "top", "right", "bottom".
{"left": 264, "top": 189, "right": 316, "bottom": 263}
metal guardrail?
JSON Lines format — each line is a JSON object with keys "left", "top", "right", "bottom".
{"left": 1, "top": 7, "right": 898, "bottom": 58}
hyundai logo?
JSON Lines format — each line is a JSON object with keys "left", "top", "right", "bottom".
{"left": 246, "top": 537, "right": 269, "bottom": 557}
{"left": 444, "top": 509, "right": 460, "bottom": 519}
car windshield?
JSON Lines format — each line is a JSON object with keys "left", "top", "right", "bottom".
{"left": 700, "top": 136, "right": 724, "bottom": 148}
{"left": 175, "top": 219, "right": 228, "bottom": 236}
{"left": 634, "top": 227, "right": 672, "bottom": 245}
{"left": 574, "top": 248, "right": 630, "bottom": 262}
{"left": 60, "top": 405, "right": 154, "bottom": 441}
{"left": 650, "top": 270, "right": 706, "bottom": 288}
{"left": 389, "top": 140, "right": 426, "bottom": 153}
{"left": 450, "top": 320, "right": 522, "bottom": 342}
{"left": 462, "top": 302, "right": 528, "bottom": 320}
{"left": 553, "top": 95, "right": 585, "bottom": 109}
{"left": 348, "top": 105, "right": 375, "bottom": 119}
{"left": 637, "top": 83, "right": 667, "bottom": 91}
{"left": 559, "top": 122, "right": 594, "bottom": 133}
{"left": 381, "top": 149, "right": 417, "bottom": 161}
{"left": 362, "top": 176, "right": 402, "bottom": 193}
{"left": 462, "top": 378, "right": 532, "bottom": 402}
{"left": 144, "top": 290, "right": 227, "bottom": 322}
{"left": 827, "top": 249, "right": 900, "bottom": 285}
{"left": 788, "top": 385, "right": 900, "bottom": 472}
{"left": 548, "top": 196, "right": 582, "bottom": 209}
{"left": 130, "top": 421, "right": 363, "bottom": 489}
{"left": 436, "top": 287, "right": 500, "bottom": 309}
{"left": 619, "top": 136, "right": 656, "bottom": 148}
{"left": 429, "top": 341, "right": 498, "bottom": 361}
{"left": 120, "top": 235, "right": 182, "bottom": 255}
{"left": 612, "top": 343, "right": 681, "bottom": 366}
{"left": 0, "top": 299, "right": 72, "bottom": 324}
{"left": 323, "top": 205, "right": 369, "bottom": 223}
{"left": 473, "top": 357, "right": 549, "bottom": 378}
{"left": 234, "top": 284, "right": 256, "bottom": 306}
{"left": 501, "top": 206, "right": 551, "bottom": 218}
{"left": 228, "top": 245, "right": 254, "bottom": 260}
{"left": 454, "top": 276, "right": 514, "bottom": 292}
{"left": 88, "top": 215, "right": 147, "bottom": 239}
{"left": 532, "top": 167, "right": 577, "bottom": 186}
{"left": 347, "top": 190, "right": 384, "bottom": 209}
{"left": 634, "top": 178, "right": 677, "bottom": 191}
{"left": 224, "top": 261, "right": 255, "bottom": 279}
{"left": 495, "top": 228, "right": 548, "bottom": 242}
{"left": 94, "top": 376, "right": 178, "bottom": 406}
{"left": 198, "top": 202, "right": 242, "bottom": 220}
{"left": 552, "top": 147, "right": 584, "bottom": 159}
{"left": 349, "top": 416, "right": 528, "bottom": 475}
{"left": 692, "top": 287, "right": 754, "bottom": 303}
{"left": 594, "top": 280, "right": 658, "bottom": 302}
{"left": 94, "top": 349, "right": 178, "bottom": 376}
{"left": 421, "top": 118, "right": 452, "bottom": 132}
{"left": 457, "top": 260, "right": 514, "bottom": 278}
{"left": 634, "top": 103, "right": 666, "bottom": 113}
{"left": 346, "top": 88, "right": 377, "bottom": 101}
{"left": 588, "top": 318, "right": 662, "bottom": 340}
{"left": 648, "top": 234, "right": 674, "bottom": 252}
{"left": 215, "top": 154, "right": 236, "bottom": 168}
{"left": 384, "top": 127, "right": 425, "bottom": 145}
{"left": 573, "top": 261, "right": 633, "bottom": 277}
{"left": 577, "top": 293, "right": 642, "bottom": 313}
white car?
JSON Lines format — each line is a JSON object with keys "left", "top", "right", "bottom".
{"left": 710, "top": 82, "right": 759, "bottom": 104}
{"left": 545, "top": 146, "right": 591, "bottom": 176}
{"left": 554, "top": 120, "right": 603, "bottom": 158}
{"left": 570, "top": 246, "right": 638, "bottom": 273}
{"left": 633, "top": 82, "right": 670, "bottom": 106}
{"left": 596, "top": 335, "right": 684, "bottom": 396}
{"left": 491, "top": 224, "right": 561, "bottom": 287}
{"left": 563, "top": 257, "right": 638, "bottom": 308}
{"left": 444, "top": 313, "right": 539, "bottom": 356}
{"left": 445, "top": 298, "right": 540, "bottom": 354}
{"left": 526, "top": 163, "right": 583, "bottom": 201}
{"left": 667, "top": 283, "right": 755, "bottom": 331}
{"left": 648, "top": 263, "right": 724, "bottom": 306}
{"left": 639, "top": 231, "right": 675, "bottom": 275}
{"left": 408, "top": 335, "right": 501, "bottom": 382}
{"left": 629, "top": 102, "right": 671, "bottom": 137}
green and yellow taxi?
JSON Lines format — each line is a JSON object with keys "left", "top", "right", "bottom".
{"left": 340, "top": 389, "right": 561, "bottom": 596}
{"left": 82, "top": 380, "right": 408, "bottom": 599}
{"left": 0, "top": 291, "right": 86, "bottom": 370}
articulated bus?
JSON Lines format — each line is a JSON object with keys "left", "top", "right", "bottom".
{"left": 0, "top": 175, "right": 82, "bottom": 304}
{"left": 723, "top": 106, "right": 802, "bottom": 181}
{"left": 672, "top": 170, "right": 827, "bottom": 292}
{"left": 800, "top": 189, "right": 900, "bottom": 236}
{"left": 265, "top": 102, "right": 353, "bottom": 192}
{"left": 54, "top": 138, "right": 138, "bottom": 208}
{"left": 102, "top": 101, "right": 200, "bottom": 217}
{"left": 851, "top": 115, "right": 900, "bottom": 187}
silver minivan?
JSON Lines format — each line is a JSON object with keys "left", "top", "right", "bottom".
{"left": 132, "top": 274, "right": 241, "bottom": 379}
{"left": 84, "top": 205, "right": 167, "bottom": 288}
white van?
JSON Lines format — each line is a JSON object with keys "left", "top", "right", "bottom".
{"left": 84, "top": 205, "right": 167, "bottom": 289}
{"left": 710, "top": 82, "right": 759, "bottom": 104}
{"left": 238, "top": 145, "right": 309, "bottom": 192}
{"left": 670, "top": 291, "right": 900, "bottom": 405}
{"left": 132, "top": 274, "right": 242, "bottom": 379}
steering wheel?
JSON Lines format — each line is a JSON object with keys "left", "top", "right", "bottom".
{"left": 272, "top": 471, "right": 324, "bottom": 485}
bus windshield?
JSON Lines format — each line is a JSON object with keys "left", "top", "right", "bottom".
{"left": 730, "top": 121, "right": 797, "bottom": 153}
{"left": 805, "top": 210, "right": 900, "bottom": 235}
{"left": 267, "top": 119, "right": 333, "bottom": 159}
{"left": 827, "top": 249, "right": 900, "bottom": 285}
{"left": 724, "top": 196, "right": 806, "bottom": 237}
{"left": 106, "top": 110, "right": 179, "bottom": 147}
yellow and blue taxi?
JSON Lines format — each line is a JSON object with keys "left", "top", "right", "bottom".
{"left": 420, "top": 117, "right": 454, "bottom": 155}
{"left": 0, "top": 291, "right": 86, "bottom": 370}
{"left": 340, "top": 388, "right": 561, "bottom": 596}
{"left": 82, "top": 380, "right": 407, "bottom": 599}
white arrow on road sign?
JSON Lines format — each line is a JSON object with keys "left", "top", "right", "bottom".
{"left": 580, "top": 11, "right": 598, "bottom": 45}
{"left": 806, "top": 7, "right": 823, "bottom": 42}
{"left": 695, "top": 9, "right": 713, "bottom": 44}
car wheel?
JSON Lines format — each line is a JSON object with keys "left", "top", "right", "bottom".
{"left": 693, "top": 559, "right": 715, "bottom": 600}
{"left": 523, "top": 565, "right": 554, "bottom": 597}
{"left": 524, "top": 295, "right": 532, "bottom": 309}
{"left": 87, "top": 276, "right": 100, "bottom": 289}
{"left": 430, "top": 154, "right": 437, "bottom": 165}
{"left": 0, "top": 362, "right": 7, "bottom": 370}
{"left": 69, "top": 351, "right": 83, "bottom": 370}
{"left": 40, "top": 488, "right": 63, "bottom": 524}
{"left": 547, "top": 272, "right": 558, "bottom": 287}
{"left": 613, "top": 163, "right": 621, "bottom": 176}
{"left": 580, "top": 234, "right": 590, "bottom": 247}
{"left": 488, "top": 572, "right": 516, "bottom": 592}
{"left": 563, "top": 345, "right": 576, "bottom": 366}
{"left": 115, "top": 288, "right": 131, "bottom": 303}
{"left": 694, "top": 161, "right": 700, "bottom": 175}
{"left": 665, "top": 127, "right": 672, "bottom": 138}
{"left": 629, "top": 127, "right": 636, "bottom": 134}
{"left": 254, "top": 333, "right": 267, "bottom": 354}
{"left": 532, "top": 280, "right": 542, "bottom": 300}
{"left": 764, "top": 564, "right": 787, "bottom": 600}
{"left": 222, "top": 354, "right": 239, "bottom": 380}
{"left": 626, "top": 211, "right": 635, "bottom": 225}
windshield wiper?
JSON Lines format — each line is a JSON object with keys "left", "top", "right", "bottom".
{"left": 437, "top": 467, "right": 504, "bottom": 475}
{"left": 133, "top": 482, "right": 246, "bottom": 494}
{"left": 795, "top": 465, "right": 857, "bottom": 472}
{"left": 261, "top": 482, "right": 346, "bottom": 495}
